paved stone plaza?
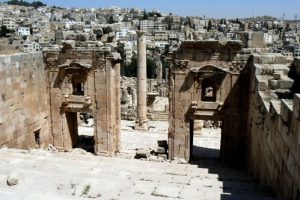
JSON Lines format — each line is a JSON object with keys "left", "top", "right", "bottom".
{"left": 192, "top": 128, "right": 221, "bottom": 160}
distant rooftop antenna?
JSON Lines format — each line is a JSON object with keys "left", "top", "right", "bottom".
{"left": 281, "top": 12, "right": 286, "bottom": 26}
{"left": 295, "top": 14, "right": 299, "bottom": 30}
{"left": 282, "top": 12, "right": 286, "bottom": 21}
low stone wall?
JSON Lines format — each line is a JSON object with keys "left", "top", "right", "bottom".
{"left": 247, "top": 59, "right": 300, "bottom": 199}
{"left": 0, "top": 53, "right": 49, "bottom": 149}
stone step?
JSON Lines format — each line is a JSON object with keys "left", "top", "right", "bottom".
{"left": 0, "top": 149, "right": 278, "bottom": 200}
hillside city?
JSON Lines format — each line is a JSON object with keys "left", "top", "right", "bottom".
{"left": 0, "top": 1, "right": 300, "bottom": 63}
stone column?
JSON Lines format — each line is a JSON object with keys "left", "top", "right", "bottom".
{"left": 135, "top": 31, "right": 148, "bottom": 130}
{"left": 194, "top": 120, "right": 204, "bottom": 135}
{"left": 165, "top": 68, "right": 169, "bottom": 84}
{"left": 156, "top": 60, "right": 163, "bottom": 84}
{"left": 132, "top": 88, "right": 137, "bottom": 108}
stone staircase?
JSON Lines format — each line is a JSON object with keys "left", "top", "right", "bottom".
{"left": 154, "top": 113, "right": 169, "bottom": 121}
{"left": 0, "top": 149, "right": 277, "bottom": 200}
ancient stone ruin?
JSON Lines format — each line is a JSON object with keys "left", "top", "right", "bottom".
{"left": 168, "top": 40, "right": 299, "bottom": 199}
{"left": 0, "top": 40, "right": 299, "bottom": 199}
{"left": 0, "top": 45, "right": 121, "bottom": 156}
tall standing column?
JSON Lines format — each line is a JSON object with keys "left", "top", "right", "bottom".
{"left": 135, "top": 31, "right": 148, "bottom": 130}
{"left": 156, "top": 60, "right": 163, "bottom": 84}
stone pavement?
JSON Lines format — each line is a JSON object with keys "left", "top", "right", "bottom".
{"left": 120, "top": 120, "right": 168, "bottom": 157}
{"left": 193, "top": 128, "right": 221, "bottom": 159}
{"left": 0, "top": 148, "right": 277, "bottom": 200}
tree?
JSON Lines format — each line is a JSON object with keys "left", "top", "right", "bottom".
{"left": 0, "top": 26, "right": 10, "bottom": 37}
{"left": 124, "top": 57, "right": 137, "bottom": 77}
{"left": 220, "top": 18, "right": 226, "bottom": 25}
{"left": 207, "top": 20, "right": 212, "bottom": 31}
{"left": 164, "top": 16, "right": 173, "bottom": 30}
{"left": 6, "top": 0, "right": 46, "bottom": 8}
{"left": 117, "top": 42, "right": 126, "bottom": 76}
{"left": 142, "top": 9, "right": 148, "bottom": 20}
{"left": 147, "top": 58, "right": 156, "bottom": 79}
{"left": 107, "top": 16, "right": 115, "bottom": 24}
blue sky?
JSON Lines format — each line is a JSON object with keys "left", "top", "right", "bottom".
{"left": 11, "top": 0, "right": 300, "bottom": 19}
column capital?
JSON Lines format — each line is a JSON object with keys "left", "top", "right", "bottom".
{"left": 136, "top": 30, "right": 147, "bottom": 37}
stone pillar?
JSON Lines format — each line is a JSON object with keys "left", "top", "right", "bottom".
{"left": 132, "top": 88, "right": 137, "bottom": 108}
{"left": 194, "top": 120, "right": 204, "bottom": 135}
{"left": 165, "top": 68, "right": 169, "bottom": 84}
{"left": 156, "top": 60, "right": 163, "bottom": 84}
{"left": 135, "top": 31, "right": 148, "bottom": 130}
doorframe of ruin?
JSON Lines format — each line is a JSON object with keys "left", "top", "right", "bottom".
{"left": 44, "top": 48, "right": 121, "bottom": 156}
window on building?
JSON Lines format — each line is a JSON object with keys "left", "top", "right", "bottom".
{"left": 73, "top": 82, "right": 84, "bottom": 96}
{"left": 201, "top": 82, "right": 216, "bottom": 102}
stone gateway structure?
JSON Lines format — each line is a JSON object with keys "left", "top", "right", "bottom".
{"left": 168, "top": 40, "right": 249, "bottom": 164}
{"left": 0, "top": 46, "right": 121, "bottom": 156}
{"left": 44, "top": 46, "right": 121, "bottom": 155}
{"left": 168, "top": 40, "right": 300, "bottom": 199}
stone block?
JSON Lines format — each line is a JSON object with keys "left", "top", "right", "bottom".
{"left": 278, "top": 79, "right": 294, "bottom": 89}
{"left": 280, "top": 100, "right": 293, "bottom": 123}
{"left": 273, "top": 71, "right": 283, "bottom": 80}
{"left": 256, "top": 78, "right": 268, "bottom": 91}
{"left": 101, "top": 34, "right": 108, "bottom": 43}
{"left": 293, "top": 94, "right": 300, "bottom": 119}
{"left": 156, "top": 147, "right": 166, "bottom": 154}
{"left": 269, "top": 80, "right": 278, "bottom": 89}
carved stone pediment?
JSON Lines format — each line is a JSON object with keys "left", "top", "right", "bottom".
{"left": 175, "top": 59, "right": 190, "bottom": 72}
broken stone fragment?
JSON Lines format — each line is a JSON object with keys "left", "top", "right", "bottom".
{"left": 134, "top": 149, "right": 150, "bottom": 159}
{"left": 7, "top": 172, "right": 19, "bottom": 186}
{"left": 157, "top": 140, "right": 168, "bottom": 149}
{"left": 156, "top": 147, "right": 166, "bottom": 154}
{"left": 157, "top": 154, "right": 168, "bottom": 160}
{"left": 101, "top": 34, "right": 108, "bottom": 43}
{"left": 148, "top": 155, "right": 164, "bottom": 162}
{"left": 173, "top": 158, "right": 188, "bottom": 164}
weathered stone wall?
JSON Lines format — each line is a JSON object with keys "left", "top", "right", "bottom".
{"left": 246, "top": 56, "right": 300, "bottom": 200}
{"left": 0, "top": 53, "right": 49, "bottom": 149}
{"left": 168, "top": 41, "right": 248, "bottom": 162}
{"left": 44, "top": 48, "right": 120, "bottom": 155}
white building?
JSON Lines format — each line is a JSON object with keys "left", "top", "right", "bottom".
{"left": 17, "top": 27, "right": 30, "bottom": 36}
{"left": 23, "top": 41, "right": 40, "bottom": 53}
{"left": 2, "top": 18, "right": 15, "bottom": 30}
{"left": 139, "top": 20, "right": 154, "bottom": 32}
{"left": 154, "top": 41, "right": 169, "bottom": 49}
{"left": 116, "top": 28, "right": 129, "bottom": 41}
{"left": 123, "top": 41, "right": 133, "bottom": 64}
{"left": 263, "top": 33, "right": 273, "bottom": 45}
{"left": 294, "top": 45, "right": 300, "bottom": 57}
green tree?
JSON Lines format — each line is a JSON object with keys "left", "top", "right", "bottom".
{"left": 142, "top": 9, "right": 148, "bottom": 20}
{"left": 107, "top": 16, "right": 115, "bottom": 24}
{"left": 0, "top": 26, "right": 10, "bottom": 37}
{"left": 123, "top": 57, "right": 137, "bottom": 77}
{"left": 147, "top": 58, "right": 156, "bottom": 79}
{"left": 207, "top": 20, "right": 212, "bottom": 31}
{"left": 117, "top": 42, "right": 126, "bottom": 76}
{"left": 220, "top": 18, "right": 226, "bottom": 24}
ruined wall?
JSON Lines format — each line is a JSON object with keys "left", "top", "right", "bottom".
{"left": 247, "top": 56, "right": 300, "bottom": 199}
{"left": 0, "top": 53, "right": 49, "bottom": 149}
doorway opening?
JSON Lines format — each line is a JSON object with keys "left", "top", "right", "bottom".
{"left": 190, "top": 119, "right": 222, "bottom": 161}
{"left": 34, "top": 129, "right": 40, "bottom": 148}
{"left": 66, "top": 111, "right": 94, "bottom": 153}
